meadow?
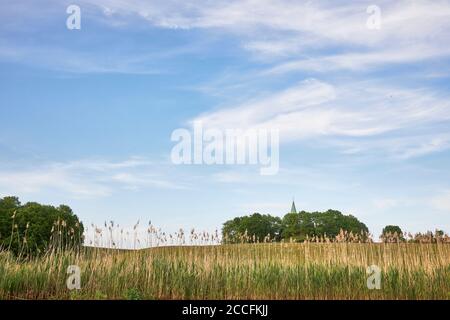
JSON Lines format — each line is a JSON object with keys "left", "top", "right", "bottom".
{"left": 0, "top": 241, "right": 449, "bottom": 300}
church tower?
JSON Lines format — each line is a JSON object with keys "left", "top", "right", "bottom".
{"left": 290, "top": 200, "right": 297, "bottom": 214}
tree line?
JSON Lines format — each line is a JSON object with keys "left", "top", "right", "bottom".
{"left": 0, "top": 196, "right": 84, "bottom": 256}
{"left": 222, "top": 211, "right": 449, "bottom": 243}
{"left": 1, "top": 195, "right": 448, "bottom": 257}
{"left": 222, "top": 210, "right": 369, "bottom": 243}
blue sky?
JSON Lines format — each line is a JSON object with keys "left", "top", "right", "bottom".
{"left": 1, "top": 0, "right": 450, "bottom": 239}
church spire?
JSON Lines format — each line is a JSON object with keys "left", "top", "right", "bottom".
{"left": 290, "top": 199, "right": 297, "bottom": 214}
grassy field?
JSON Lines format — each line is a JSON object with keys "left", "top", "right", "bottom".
{"left": 0, "top": 242, "right": 449, "bottom": 300}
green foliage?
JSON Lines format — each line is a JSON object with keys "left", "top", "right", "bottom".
{"left": 124, "top": 287, "right": 142, "bottom": 300}
{"left": 382, "top": 225, "right": 403, "bottom": 235}
{"left": 435, "top": 230, "right": 445, "bottom": 237}
{"left": 0, "top": 196, "right": 84, "bottom": 256}
{"left": 94, "top": 290, "right": 108, "bottom": 299}
{"left": 223, "top": 209, "right": 369, "bottom": 242}
{"left": 381, "top": 225, "right": 405, "bottom": 242}
{"left": 282, "top": 209, "right": 369, "bottom": 241}
{"left": 222, "top": 213, "right": 282, "bottom": 243}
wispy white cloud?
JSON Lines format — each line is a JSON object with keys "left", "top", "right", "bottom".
{"left": 0, "top": 1, "right": 201, "bottom": 74}
{"left": 191, "top": 78, "right": 450, "bottom": 158}
{"left": 193, "top": 79, "right": 336, "bottom": 131}
{"left": 330, "top": 132, "right": 450, "bottom": 160}
{"left": 2, "top": 0, "right": 450, "bottom": 74}
{"left": 79, "top": 0, "right": 450, "bottom": 70}
{"left": 0, "top": 42, "right": 165, "bottom": 74}
{"left": 264, "top": 45, "right": 450, "bottom": 74}
{"left": 0, "top": 157, "right": 185, "bottom": 199}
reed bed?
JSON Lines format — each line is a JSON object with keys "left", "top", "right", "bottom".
{"left": 0, "top": 242, "right": 449, "bottom": 300}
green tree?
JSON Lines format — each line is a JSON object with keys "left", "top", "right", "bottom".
{"left": 0, "top": 196, "right": 84, "bottom": 256}
{"left": 222, "top": 213, "right": 282, "bottom": 243}
{"left": 381, "top": 225, "right": 405, "bottom": 242}
{"left": 282, "top": 209, "right": 368, "bottom": 241}
{"left": 280, "top": 212, "right": 303, "bottom": 240}
{"left": 0, "top": 196, "right": 21, "bottom": 248}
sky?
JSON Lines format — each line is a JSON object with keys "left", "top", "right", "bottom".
{"left": 1, "top": 0, "right": 450, "bottom": 239}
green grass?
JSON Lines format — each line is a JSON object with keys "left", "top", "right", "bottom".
{"left": 0, "top": 243, "right": 449, "bottom": 299}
